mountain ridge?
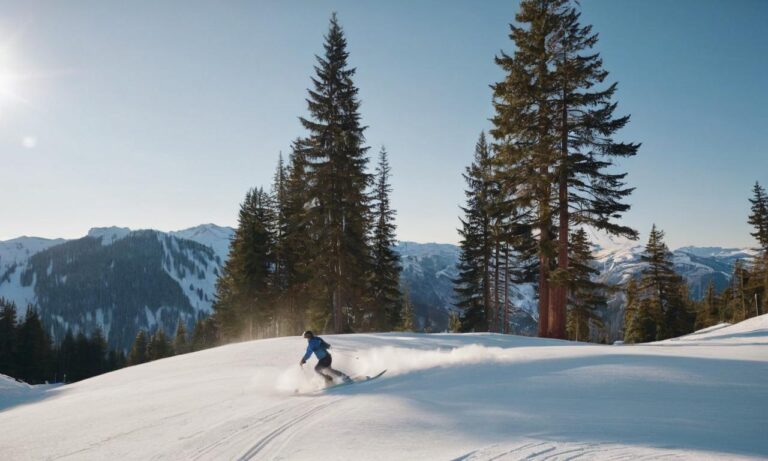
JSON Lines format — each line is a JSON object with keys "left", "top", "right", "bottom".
{"left": 0, "top": 224, "right": 758, "bottom": 348}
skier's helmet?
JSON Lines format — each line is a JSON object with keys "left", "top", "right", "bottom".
{"left": 302, "top": 330, "right": 314, "bottom": 339}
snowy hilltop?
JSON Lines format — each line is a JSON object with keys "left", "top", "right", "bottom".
{"left": 1, "top": 315, "right": 766, "bottom": 460}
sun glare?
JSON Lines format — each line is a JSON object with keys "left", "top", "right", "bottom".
{"left": 0, "top": 71, "right": 20, "bottom": 100}
{"left": 0, "top": 45, "right": 27, "bottom": 108}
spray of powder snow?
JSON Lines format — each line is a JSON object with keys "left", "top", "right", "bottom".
{"left": 274, "top": 344, "right": 532, "bottom": 393}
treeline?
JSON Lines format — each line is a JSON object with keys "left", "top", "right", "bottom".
{"left": 209, "top": 14, "right": 408, "bottom": 343}
{"left": 688, "top": 183, "right": 767, "bottom": 331}
{"left": 0, "top": 297, "right": 222, "bottom": 384}
{"left": 0, "top": 299, "right": 125, "bottom": 384}
{"left": 455, "top": 0, "right": 636, "bottom": 339}
{"left": 124, "top": 318, "right": 216, "bottom": 365}
{"left": 623, "top": 182, "right": 768, "bottom": 342}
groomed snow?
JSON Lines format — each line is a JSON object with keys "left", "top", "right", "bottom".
{"left": 1, "top": 317, "right": 767, "bottom": 460}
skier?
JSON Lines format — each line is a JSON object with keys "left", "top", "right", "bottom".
{"left": 299, "top": 331, "right": 351, "bottom": 385}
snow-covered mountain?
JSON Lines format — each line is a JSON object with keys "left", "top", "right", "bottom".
{"left": 0, "top": 226, "right": 229, "bottom": 350}
{"left": 396, "top": 241, "right": 538, "bottom": 334}
{"left": 588, "top": 232, "right": 758, "bottom": 337}
{"left": 2, "top": 315, "right": 766, "bottom": 460}
{"left": 0, "top": 224, "right": 756, "bottom": 348}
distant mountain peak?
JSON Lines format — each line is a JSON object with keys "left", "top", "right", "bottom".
{"left": 87, "top": 227, "right": 132, "bottom": 246}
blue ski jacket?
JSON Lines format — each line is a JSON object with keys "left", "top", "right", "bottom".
{"left": 302, "top": 337, "right": 330, "bottom": 362}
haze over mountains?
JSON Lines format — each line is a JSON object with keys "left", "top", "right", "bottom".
{"left": 0, "top": 224, "right": 756, "bottom": 349}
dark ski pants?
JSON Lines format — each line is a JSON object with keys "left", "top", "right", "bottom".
{"left": 315, "top": 355, "right": 343, "bottom": 382}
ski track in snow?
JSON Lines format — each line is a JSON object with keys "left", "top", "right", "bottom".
{"left": 450, "top": 440, "right": 747, "bottom": 460}
{"left": 1, "top": 317, "right": 767, "bottom": 460}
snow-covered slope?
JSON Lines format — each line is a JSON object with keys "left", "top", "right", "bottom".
{"left": 0, "top": 236, "right": 67, "bottom": 309}
{"left": 170, "top": 223, "right": 234, "bottom": 263}
{"left": 2, "top": 316, "right": 766, "bottom": 460}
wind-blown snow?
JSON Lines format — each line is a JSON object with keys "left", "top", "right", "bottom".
{"left": 1, "top": 316, "right": 767, "bottom": 460}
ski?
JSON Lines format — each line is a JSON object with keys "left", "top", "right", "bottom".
{"left": 324, "top": 369, "right": 387, "bottom": 391}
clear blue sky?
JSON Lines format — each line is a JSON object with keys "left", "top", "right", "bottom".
{"left": 0, "top": 0, "right": 766, "bottom": 249}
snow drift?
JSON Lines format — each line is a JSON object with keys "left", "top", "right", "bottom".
{"left": 1, "top": 316, "right": 767, "bottom": 460}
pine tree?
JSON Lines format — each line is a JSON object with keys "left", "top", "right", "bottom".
{"left": 280, "top": 143, "right": 314, "bottom": 334}
{"left": 547, "top": 2, "right": 639, "bottom": 340}
{"left": 747, "top": 181, "right": 768, "bottom": 318}
{"left": 491, "top": 0, "right": 560, "bottom": 337}
{"left": 455, "top": 133, "right": 493, "bottom": 332}
{"left": 0, "top": 298, "right": 18, "bottom": 378}
{"left": 213, "top": 188, "right": 277, "bottom": 341}
{"left": 173, "top": 319, "right": 189, "bottom": 355}
{"left": 448, "top": 311, "right": 462, "bottom": 333}
{"left": 57, "top": 329, "right": 75, "bottom": 382}
{"left": 622, "top": 278, "right": 639, "bottom": 342}
{"left": 300, "top": 13, "right": 372, "bottom": 333}
{"left": 491, "top": 0, "right": 638, "bottom": 339}
{"left": 89, "top": 328, "right": 108, "bottom": 376}
{"left": 399, "top": 289, "right": 415, "bottom": 332}
{"left": 147, "top": 329, "right": 171, "bottom": 361}
{"left": 565, "top": 229, "right": 606, "bottom": 342}
{"left": 695, "top": 280, "right": 719, "bottom": 330}
{"left": 191, "top": 317, "right": 218, "bottom": 351}
{"left": 731, "top": 260, "right": 750, "bottom": 322}
{"left": 15, "top": 307, "right": 53, "bottom": 384}
{"left": 270, "top": 152, "right": 292, "bottom": 335}
{"left": 748, "top": 181, "right": 768, "bottom": 251}
{"left": 639, "top": 225, "right": 690, "bottom": 340}
{"left": 369, "top": 147, "right": 402, "bottom": 331}
{"left": 488, "top": 151, "right": 539, "bottom": 334}
{"left": 70, "top": 332, "right": 90, "bottom": 381}
{"left": 106, "top": 349, "right": 126, "bottom": 372}
{"left": 128, "top": 329, "right": 148, "bottom": 365}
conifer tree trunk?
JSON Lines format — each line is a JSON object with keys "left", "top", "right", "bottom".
{"left": 483, "top": 234, "right": 492, "bottom": 331}
{"left": 503, "top": 243, "right": 510, "bottom": 334}
{"left": 549, "top": 64, "right": 570, "bottom": 340}
{"left": 538, "top": 189, "right": 551, "bottom": 338}
{"left": 494, "top": 242, "right": 501, "bottom": 332}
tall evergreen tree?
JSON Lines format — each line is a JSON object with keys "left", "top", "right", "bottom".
{"left": 213, "top": 188, "right": 277, "bottom": 341}
{"left": 455, "top": 133, "right": 494, "bottom": 332}
{"left": 300, "top": 13, "right": 372, "bottom": 333}
{"left": 272, "top": 152, "right": 290, "bottom": 306}
{"left": 748, "top": 181, "right": 768, "bottom": 251}
{"left": 0, "top": 298, "right": 18, "bottom": 378}
{"left": 695, "top": 280, "right": 719, "bottom": 330}
{"left": 70, "top": 332, "right": 91, "bottom": 381}
{"left": 88, "top": 328, "right": 108, "bottom": 376}
{"left": 369, "top": 147, "right": 402, "bottom": 331}
{"left": 128, "top": 329, "right": 148, "bottom": 365}
{"left": 547, "top": 2, "right": 639, "bottom": 339}
{"left": 57, "top": 329, "right": 75, "bottom": 382}
{"left": 491, "top": 0, "right": 638, "bottom": 339}
{"left": 173, "top": 319, "right": 189, "bottom": 355}
{"left": 624, "top": 278, "right": 646, "bottom": 343}
{"left": 638, "top": 225, "right": 690, "bottom": 340}
{"left": 14, "top": 307, "right": 53, "bottom": 384}
{"left": 280, "top": 143, "right": 314, "bottom": 334}
{"left": 399, "top": 288, "right": 415, "bottom": 332}
{"left": 491, "top": 0, "right": 560, "bottom": 337}
{"left": 147, "top": 329, "right": 172, "bottom": 361}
